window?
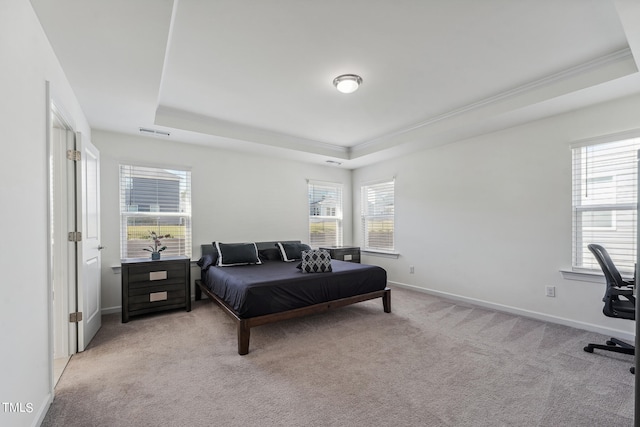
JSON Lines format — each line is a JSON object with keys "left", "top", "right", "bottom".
{"left": 308, "top": 180, "right": 343, "bottom": 247}
{"left": 572, "top": 137, "right": 639, "bottom": 272}
{"left": 361, "top": 179, "right": 395, "bottom": 252}
{"left": 120, "top": 165, "right": 192, "bottom": 259}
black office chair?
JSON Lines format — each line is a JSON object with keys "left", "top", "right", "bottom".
{"left": 583, "top": 244, "right": 635, "bottom": 370}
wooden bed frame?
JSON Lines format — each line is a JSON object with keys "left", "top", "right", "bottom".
{"left": 195, "top": 279, "right": 391, "bottom": 355}
{"left": 195, "top": 241, "right": 391, "bottom": 355}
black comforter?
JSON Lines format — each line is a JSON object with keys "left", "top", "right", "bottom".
{"left": 203, "top": 260, "right": 387, "bottom": 318}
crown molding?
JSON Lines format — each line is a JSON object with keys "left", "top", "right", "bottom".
{"left": 156, "top": 49, "right": 635, "bottom": 163}
{"left": 352, "top": 48, "right": 635, "bottom": 155}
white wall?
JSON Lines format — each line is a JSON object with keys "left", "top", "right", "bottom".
{"left": 353, "top": 93, "right": 640, "bottom": 340}
{"left": 0, "top": 1, "right": 92, "bottom": 426}
{"left": 93, "top": 130, "right": 352, "bottom": 312}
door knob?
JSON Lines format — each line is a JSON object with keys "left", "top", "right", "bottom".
{"left": 98, "top": 245, "right": 105, "bottom": 250}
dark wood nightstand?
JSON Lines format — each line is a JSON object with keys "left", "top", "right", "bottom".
{"left": 121, "top": 256, "right": 191, "bottom": 323}
{"left": 320, "top": 246, "right": 361, "bottom": 263}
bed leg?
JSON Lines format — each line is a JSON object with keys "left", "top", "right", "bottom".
{"left": 383, "top": 289, "right": 391, "bottom": 313}
{"left": 195, "top": 279, "right": 202, "bottom": 301}
{"left": 238, "top": 321, "right": 250, "bottom": 355}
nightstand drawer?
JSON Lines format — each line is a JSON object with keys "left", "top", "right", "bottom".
{"left": 126, "top": 263, "right": 186, "bottom": 285}
{"left": 128, "top": 284, "right": 186, "bottom": 312}
{"left": 128, "top": 282, "right": 185, "bottom": 297}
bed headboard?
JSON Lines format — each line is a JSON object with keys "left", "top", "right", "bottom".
{"left": 201, "top": 241, "right": 301, "bottom": 257}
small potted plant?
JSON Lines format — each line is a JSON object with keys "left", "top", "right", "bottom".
{"left": 143, "top": 231, "right": 171, "bottom": 260}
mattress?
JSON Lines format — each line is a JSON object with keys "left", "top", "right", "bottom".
{"left": 203, "top": 259, "right": 387, "bottom": 318}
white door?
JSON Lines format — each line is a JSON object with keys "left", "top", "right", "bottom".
{"left": 76, "top": 132, "right": 102, "bottom": 351}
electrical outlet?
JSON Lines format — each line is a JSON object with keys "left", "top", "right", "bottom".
{"left": 409, "top": 265, "right": 414, "bottom": 274}
{"left": 545, "top": 286, "right": 556, "bottom": 297}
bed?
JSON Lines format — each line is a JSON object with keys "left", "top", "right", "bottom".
{"left": 195, "top": 241, "right": 390, "bottom": 354}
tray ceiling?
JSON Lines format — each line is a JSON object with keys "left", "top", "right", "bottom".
{"left": 31, "top": 0, "right": 640, "bottom": 168}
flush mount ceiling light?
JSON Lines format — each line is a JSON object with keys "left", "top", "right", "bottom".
{"left": 333, "top": 74, "right": 362, "bottom": 94}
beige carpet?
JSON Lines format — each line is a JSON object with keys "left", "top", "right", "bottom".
{"left": 42, "top": 286, "right": 634, "bottom": 426}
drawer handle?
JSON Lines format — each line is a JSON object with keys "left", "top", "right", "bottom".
{"left": 149, "top": 291, "right": 168, "bottom": 302}
{"left": 149, "top": 271, "right": 167, "bottom": 281}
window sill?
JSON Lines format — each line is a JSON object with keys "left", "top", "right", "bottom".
{"left": 361, "top": 250, "right": 400, "bottom": 259}
{"left": 559, "top": 268, "right": 605, "bottom": 283}
{"left": 560, "top": 268, "right": 634, "bottom": 283}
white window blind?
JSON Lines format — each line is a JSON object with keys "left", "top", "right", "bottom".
{"left": 361, "top": 179, "right": 395, "bottom": 252}
{"left": 308, "top": 180, "right": 343, "bottom": 247}
{"left": 572, "top": 137, "right": 639, "bottom": 272}
{"left": 119, "top": 165, "right": 192, "bottom": 259}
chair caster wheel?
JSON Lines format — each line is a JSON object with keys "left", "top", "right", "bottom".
{"left": 631, "top": 367, "right": 635, "bottom": 375}
{"left": 583, "top": 346, "right": 593, "bottom": 353}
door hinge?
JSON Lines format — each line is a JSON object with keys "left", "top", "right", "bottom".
{"left": 68, "top": 231, "right": 82, "bottom": 242}
{"left": 69, "top": 312, "right": 83, "bottom": 323}
{"left": 66, "top": 149, "right": 81, "bottom": 161}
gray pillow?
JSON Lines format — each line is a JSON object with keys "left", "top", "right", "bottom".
{"left": 196, "top": 252, "right": 218, "bottom": 271}
{"left": 259, "top": 247, "right": 282, "bottom": 261}
{"left": 214, "top": 242, "right": 262, "bottom": 266}
{"left": 300, "top": 249, "right": 332, "bottom": 273}
{"left": 276, "top": 242, "right": 311, "bottom": 262}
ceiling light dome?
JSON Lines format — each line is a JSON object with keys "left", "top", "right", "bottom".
{"left": 333, "top": 74, "right": 362, "bottom": 94}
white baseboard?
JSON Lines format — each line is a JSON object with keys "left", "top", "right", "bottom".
{"left": 388, "top": 281, "right": 635, "bottom": 342}
{"left": 32, "top": 392, "right": 52, "bottom": 427}
{"left": 101, "top": 306, "right": 121, "bottom": 315}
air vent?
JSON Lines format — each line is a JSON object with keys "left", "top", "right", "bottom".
{"left": 139, "top": 128, "right": 170, "bottom": 137}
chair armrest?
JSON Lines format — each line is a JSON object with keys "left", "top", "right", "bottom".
{"left": 612, "top": 286, "right": 634, "bottom": 297}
